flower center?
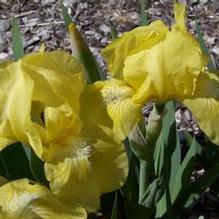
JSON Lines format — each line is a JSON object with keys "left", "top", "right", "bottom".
{"left": 102, "top": 84, "right": 134, "bottom": 104}
{"left": 75, "top": 145, "right": 92, "bottom": 158}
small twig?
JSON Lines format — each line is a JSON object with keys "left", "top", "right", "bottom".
{"left": 14, "top": 10, "right": 36, "bottom": 18}
{"left": 18, "top": 21, "right": 65, "bottom": 28}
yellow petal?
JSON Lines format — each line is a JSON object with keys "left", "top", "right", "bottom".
{"left": 45, "top": 127, "right": 128, "bottom": 211}
{"left": 80, "top": 82, "right": 113, "bottom": 129}
{"left": 101, "top": 79, "right": 142, "bottom": 140}
{"left": 183, "top": 72, "right": 219, "bottom": 145}
{"left": 124, "top": 29, "right": 205, "bottom": 104}
{"left": 4, "top": 62, "right": 44, "bottom": 157}
{"left": 0, "top": 63, "right": 19, "bottom": 150}
{"left": 0, "top": 178, "right": 87, "bottom": 219}
{"left": 92, "top": 126, "right": 128, "bottom": 192}
{"left": 6, "top": 62, "right": 34, "bottom": 142}
{"left": 44, "top": 105, "right": 81, "bottom": 144}
{"left": 102, "top": 20, "right": 168, "bottom": 79}
{"left": 45, "top": 157, "right": 100, "bottom": 212}
{"left": 0, "top": 64, "right": 18, "bottom": 135}
{"left": 173, "top": 2, "right": 186, "bottom": 32}
{"left": 22, "top": 51, "right": 84, "bottom": 113}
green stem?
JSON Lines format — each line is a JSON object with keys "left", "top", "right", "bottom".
{"left": 139, "top": 160, "right": 149, "bottom": 203}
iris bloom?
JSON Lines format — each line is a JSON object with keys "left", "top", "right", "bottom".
{"left": 0, "top": 178, "right": 86, "bottom": 219}
{"left": 0, "top": 51, "right": 128, "bottom": 211}
{"left": 100, "top": 3, "right": 219, "bottom": 145}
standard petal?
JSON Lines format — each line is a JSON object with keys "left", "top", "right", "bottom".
{"left": 22, "top": 51, "right": 84, "bottom": 113}
{"left": 0, "top": 178, "right": 87, "bottom": 219}
{"left": 102, "top": 20, "right": 168, "bottom": 79}
{"left": 173, "top": 3, "right": 186, "bottom": 32}
{"left": 124, "top": 29, "right": 205, "bottom": 104}
{"left": 80, "top": 82, "right": 113, "bottom": 129}
{"left": 183, "top": 72, "right": 219, "bottom": 145}
{"left": 101, "top": 79, "right": 142, "bottom": 140}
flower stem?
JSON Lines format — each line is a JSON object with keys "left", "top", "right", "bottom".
{"left": 139, "top": 159, "right": 149, "bottom": 203}
{"left": 138, "top": 103, "right": 165, "bottom": 204}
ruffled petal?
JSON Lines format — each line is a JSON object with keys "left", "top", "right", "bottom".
{"left": 0, "top": 178, "right": 86, "bottom": 219}
{"left": 183, "top": 72, "right": 219, "bottom": 145}
{"left": 101, "top": 79, "right": 142, "bottom": 140}
{"left": 22, "top": 51, "right": 84, "bottom": 113}
{"left": 124, "top": 29, "right": 205, "bottom": 104}
{"left": 102, "top": 20, "right": 168, "bottom": 79}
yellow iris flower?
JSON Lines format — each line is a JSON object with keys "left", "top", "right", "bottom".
{"left": 0, "top": 178, "right": 86, "bottom": 219}
{"left": 0, "top": 51, "right": 128, "bottom": 211}
{"left": 101, "top": 3, "right": 219, "bottom": 145}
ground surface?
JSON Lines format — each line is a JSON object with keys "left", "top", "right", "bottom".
{"left": 0, "top": 0, "right": 219, "bottom": 218}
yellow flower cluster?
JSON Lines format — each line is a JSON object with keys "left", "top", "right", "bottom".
{"left": 0, "top": 2, "right": 218, "bottom": 218}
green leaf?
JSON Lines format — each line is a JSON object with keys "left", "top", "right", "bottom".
{"left": 139, "top": 0, "right": 148, "bottom": 26}
{"left": 11, "top": 17, "right": 24, "bottom": 60}
{"left": 111, "top": 192, "right": 118, "bottom": 219}
{"left": 129, "top": 125, "right": 147, "bottom": 161}
{"left": 154, "top": 101, "right": 178, "bottom": 177}
{"left": 154, "top": 101, "right": 180, "bottom": 218}
{"left": 121, "top": 138, "right": 139, "bottom": 203}
{"left": 195, "top": 19, "right": 216, "bottom": 71}
{"left": 141, "top": 178, "right": 163, "bottom": 208}
{"left": 0, "top": 143, "right": 34, "bottom": 180}
{"left": 61, "top": 3, "right": 105, "bottom": 83}
{"left": 171, "top": 137, "right": 202, "bottom": 202}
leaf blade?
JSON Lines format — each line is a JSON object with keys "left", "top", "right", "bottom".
{"left": 11, "top": 17, "right": 24, "bottom": 60}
